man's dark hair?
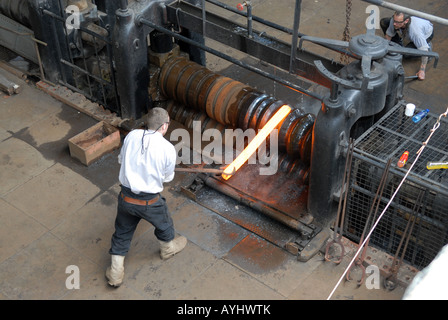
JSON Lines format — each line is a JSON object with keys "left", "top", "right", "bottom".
{"left": 394, "top": 11, "right": 411, "bottom": 21}
{"left": 146, "top": 107, "right": 169, "bottom": 131}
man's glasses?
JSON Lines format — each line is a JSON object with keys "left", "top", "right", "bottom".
{"left": 393, "top": 19, "right": 405, "bottom": 24}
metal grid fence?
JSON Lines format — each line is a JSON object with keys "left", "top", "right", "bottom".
{"left": 344, "top": 102, "right": 448, "bottom": 270}
{"left": 42, "top": 0, "right": 120, "bottom": 114}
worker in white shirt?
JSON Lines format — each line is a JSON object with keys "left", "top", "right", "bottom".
{"left": 380, "top": 11, "right": 434, "bottom": 80}
{"left": 106, "top": 107, "right": 187, "bottom": 288}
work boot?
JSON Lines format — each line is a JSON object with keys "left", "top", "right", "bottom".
{"left": 105, "top": 255, "right": 125, "bottom": 287}
{"left": 159, "top": 236, "right": 187, "bottom": 260}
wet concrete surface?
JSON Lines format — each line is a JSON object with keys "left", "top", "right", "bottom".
{"left": 1, "top": 0, "right": 447, "bottom": 301}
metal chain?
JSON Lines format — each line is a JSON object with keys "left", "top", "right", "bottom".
{"left": 340, "top": 0, "right": 352, "bottom": 64}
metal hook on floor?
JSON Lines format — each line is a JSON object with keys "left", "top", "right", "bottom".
{"left": 384, "top": 190, "right": 424, "bottom": 291}
{"left": 346, "top": 158, "right": 392, "bottom": 285}
{"left": 325, "top": 139, "right": 354, "bottom": 264}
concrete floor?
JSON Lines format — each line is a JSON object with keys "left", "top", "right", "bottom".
{"left": 1, "top": 0, "right": 447, "bottom": 301}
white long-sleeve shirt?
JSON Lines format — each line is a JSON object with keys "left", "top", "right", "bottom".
{"left": 118, "top": 129, "right": 176, "bottom": 194}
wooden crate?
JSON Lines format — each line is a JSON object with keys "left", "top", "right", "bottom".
{"left": 68, "top": 121, "right": 120, "bottom": 166}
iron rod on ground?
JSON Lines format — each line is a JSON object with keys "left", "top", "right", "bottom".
{"left": 175, "top": 167, "right": 225, "bottom": 175}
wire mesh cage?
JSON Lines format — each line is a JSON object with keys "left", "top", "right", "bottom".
{"left": 344, "top": 102, "right": 448, "bottom": 270}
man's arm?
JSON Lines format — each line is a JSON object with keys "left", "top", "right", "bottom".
{"left": 417, "top": 55, "right": 428, "bottom": 80}
{"left": 384, "top": 17, "right": 396, "bottom": 41}
{"left": 415, "top": 39, "right": 430, "bottom": 80}
{"left": 163, "top": 145, "right": 177, "bottom": 183}
{"left": 410, "top": 21, "right": 432, "bottom": 81}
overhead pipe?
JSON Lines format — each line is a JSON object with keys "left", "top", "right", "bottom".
{"left": 360, "top": 0, "right": 448, "bottom": 26}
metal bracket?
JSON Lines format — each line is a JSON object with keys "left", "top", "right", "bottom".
{"left": 180, "top": 173, "right": 206, "bottom": 200}
{"left": 286, "top": 225, "right": 330, "bottom": 261}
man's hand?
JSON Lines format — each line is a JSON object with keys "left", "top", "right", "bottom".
{"left": 417, "top": 68, "right": 426, "bottom": 80}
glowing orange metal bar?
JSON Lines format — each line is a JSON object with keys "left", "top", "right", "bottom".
{"left": 222, "top": 104, "right": 292, "bottom": 180}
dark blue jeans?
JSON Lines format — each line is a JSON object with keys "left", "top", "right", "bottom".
{"left": 109, "top": 186, "right": 175, "bottom": 256}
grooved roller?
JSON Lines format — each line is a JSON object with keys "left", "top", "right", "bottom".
{"left": 159, "top": 56, "right": 315, "bottom": 163}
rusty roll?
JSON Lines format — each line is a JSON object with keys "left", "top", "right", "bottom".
{"left": 281, "top": 109, "right": 314, "bottom": 164}
{"left": 160, "top": 56, "right": 253, "bottom": 125}
{"left": 159, "top": 56, "right": 315, "bottom": 162}
{"left": 165, "top": 100, "right": 231, "bottom": 135}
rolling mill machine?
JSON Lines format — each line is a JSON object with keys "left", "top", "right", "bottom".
{"left": 1, "top": 0, "right": 447, "bottom": 271}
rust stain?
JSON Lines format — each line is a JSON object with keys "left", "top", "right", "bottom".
{"left": 227, "top": 235, "right": 288, "bottom": 274}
